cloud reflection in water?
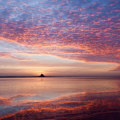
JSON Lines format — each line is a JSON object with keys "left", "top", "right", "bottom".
{"left": 0, "top": 90, "right": 120, "bottom": 120}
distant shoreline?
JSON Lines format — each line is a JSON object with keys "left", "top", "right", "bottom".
{"left": 0, "top": 76, "right": 45, "bottom": 78}
{"left": 0, "top": 76, "right": 120, "bottom": 78}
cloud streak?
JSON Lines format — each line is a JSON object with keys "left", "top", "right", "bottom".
{"left": 110, "top": 65, "right": 120, "bottom": 71}
{"left": 0, "top": 51, "right": 34, "bottom": 61}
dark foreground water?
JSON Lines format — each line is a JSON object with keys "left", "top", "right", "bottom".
{"left": 0, "top": 77, "right": 120, "bottom": 120}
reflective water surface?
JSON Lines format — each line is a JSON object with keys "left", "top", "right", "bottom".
{"left": 0, "top": 77, "right": 120, "bottom": 120}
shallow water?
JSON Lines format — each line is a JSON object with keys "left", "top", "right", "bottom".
{"left": 0, "top": 77, "right": 119, "bottom": 98}
{"left": 0, "top": 77, "right": 120, "bottom": 120}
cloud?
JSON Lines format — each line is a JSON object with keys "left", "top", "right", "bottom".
{"left": 11, "top": 56, "right": 35, "bottom": 61}
{"left": 0, "top": 52, "right": 11, "bottom": 58}
{"left": 0, "top": 0, "right": 119, "bottom": 63}
{"left": 0, "top": 51, "right": 34, "bottom": 61}
{"left": 110, "top": 65, "right": 120, "bottom": 71}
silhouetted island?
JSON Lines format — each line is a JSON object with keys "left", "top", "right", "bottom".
{"left": 39, "top": 74, "right": 45, "bottom": 77}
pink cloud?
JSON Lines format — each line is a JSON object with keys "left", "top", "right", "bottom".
{"left": 0, "top": 51, "right": 34, "bottom": 61}
{"left": 0, "top": 52, "right": 11, "bottom": 58}
{"left": 110, "top": 65, "right": 120, "bottom": 71}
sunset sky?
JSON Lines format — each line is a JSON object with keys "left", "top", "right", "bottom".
{"left": 0, "top": 0, "right": 120, "bottom": 76}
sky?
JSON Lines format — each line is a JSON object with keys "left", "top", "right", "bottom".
{"left": 0, "top": 0, "right": 120, "bottom": 76}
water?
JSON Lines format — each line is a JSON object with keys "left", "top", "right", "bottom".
{"left": 0, "top": 77, "right": 120, "bottom": 120}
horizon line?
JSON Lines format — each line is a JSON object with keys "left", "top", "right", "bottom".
{"left": 0, "top": 76, "right": 120, "bottom": 78}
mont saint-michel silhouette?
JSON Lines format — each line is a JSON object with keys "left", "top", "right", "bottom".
{"left": 39, "top": 74, "right": 45, "bottom": 77}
